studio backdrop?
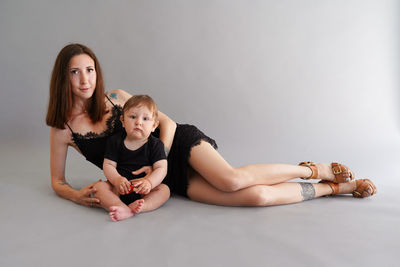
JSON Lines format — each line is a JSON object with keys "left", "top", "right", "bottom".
{"left": 0, "top": 0, "right": 398, "bottom": 183}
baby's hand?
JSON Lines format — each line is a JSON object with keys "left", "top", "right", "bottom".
{"left": 118, "top": 177, "right": 132, "bottom": 195}
{"left": 131, "top": 178, "right": 152, "bottom": 195}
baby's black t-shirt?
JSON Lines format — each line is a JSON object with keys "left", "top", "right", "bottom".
{"left": 104, "top": 131, "right": 167, "bottom": 180}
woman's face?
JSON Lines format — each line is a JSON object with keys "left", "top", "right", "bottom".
{"left": 69, "top": 54, "right": 96, "bottom": 100}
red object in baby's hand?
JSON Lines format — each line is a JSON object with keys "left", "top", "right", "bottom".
{"left": 128, "top": 185, "right": 134, "bottom": 193}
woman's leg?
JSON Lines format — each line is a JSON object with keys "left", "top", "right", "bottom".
{"left": 187, "top": 172, "right": 357, "bottom": 206}
{"left": 188, "top": 141, "right": 335, "bottom": 192}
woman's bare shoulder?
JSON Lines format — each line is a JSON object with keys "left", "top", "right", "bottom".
{"left": 49, "top": 126, "right": 73, "bottom": 146}
{"left": 106, "top": 89, "right": 132, "bottom": 106}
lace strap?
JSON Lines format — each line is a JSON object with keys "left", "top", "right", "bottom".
{"left": 65, "top": 123, "right": 74, "bottom": 134}
{"left": 66, "top": 95, "right": 119, "bottom": 136}
{"left": 106, "top": 94, "right": 117, "bottom": 108}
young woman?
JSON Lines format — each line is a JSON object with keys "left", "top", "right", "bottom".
{"left": 46, "top": 43, "right": 376, "bottom": 211}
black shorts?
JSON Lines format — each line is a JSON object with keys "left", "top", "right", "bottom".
{"left": 163, "top": 124, "right": 218, "bottom": 197}
{"left": 119, "top": 192, "right": 141, "bottom": 206}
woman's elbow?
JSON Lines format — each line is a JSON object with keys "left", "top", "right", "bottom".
{"left": 51, "top": 177, "right": 65, "bottom": 192}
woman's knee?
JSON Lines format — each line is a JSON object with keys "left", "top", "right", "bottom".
{"left": 246, "top": 186, "right": 276, "bottom": 206}
{"left": 214, "top": 168, "right": 243, "bottom": 192}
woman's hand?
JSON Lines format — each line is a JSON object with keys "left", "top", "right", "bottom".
{"left": 132, "top": 166, "right": 153, "bottom": 177}
{"left": 117, "top": 176, "right": 132, "bottom": 195}
{"left": 74, "top": 181, "right": 101, "bottom": 207}
{"left": 131, "top": 178, "right": 152, "bottom": 195}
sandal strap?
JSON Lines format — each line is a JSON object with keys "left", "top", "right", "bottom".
{"left": 331, "top": 163, "right": 354, "bottom": 183}
{"left": 298, "top": 161, "right": 318, "bottom": 179}
{"left": 321, "top": 181, "right": 340, "bottom": 195}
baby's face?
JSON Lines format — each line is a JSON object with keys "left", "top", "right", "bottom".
{"left": 121, "top": 105, "right": 158, "bottom": 140}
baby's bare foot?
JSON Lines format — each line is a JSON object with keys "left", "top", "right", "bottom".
{"left": 109, "top": 206, "right": 134, "bottom": 222}
{"left": 129, "top": 199, "right": 145, "bottom": 214}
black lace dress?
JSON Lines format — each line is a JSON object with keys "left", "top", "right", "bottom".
{"left": 67, "top": 100, "right": 218, "bottom": 198}
{"left": 67, "top": 104, "right": 123, "bottom": 169}
{"left": 162, "top": 124, "right": 218, "bottom": 197}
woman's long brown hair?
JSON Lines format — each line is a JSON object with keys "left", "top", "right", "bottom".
{"left": 46, "top": 43, "right": 107, "bottom": 129}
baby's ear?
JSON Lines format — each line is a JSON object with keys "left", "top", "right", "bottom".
{"left": 152, "top": 120, "right": 159, "bottom": 131}
{"left": 120, "top": 115, "right": 125, "bottom": 127}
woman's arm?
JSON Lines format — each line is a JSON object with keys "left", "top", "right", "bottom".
{"left": 157, "top": 111, "right": 176, "bottom": 154}
{"left": 110, "top": 89, "right": 177, "bottom": 152}
{"left": 49, "top": 127, "right": 100, "bottom": 206}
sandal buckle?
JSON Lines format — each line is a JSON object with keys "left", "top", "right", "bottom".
{"left": 333, "top": 165, "right": 342, "bottom": 175}
{"left": 300, "top": 161, "right": 315, "bottom": 167}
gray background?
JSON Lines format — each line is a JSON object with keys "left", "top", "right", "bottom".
{"left": 1, "top": 0, "right": 399, "bottom": 168}
{"left": 1, "top": 1, "right": 399, "bottom": 266}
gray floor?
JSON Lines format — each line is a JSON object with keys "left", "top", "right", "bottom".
{"left": 1, "top": 144, "right": 399, "bottom": 267}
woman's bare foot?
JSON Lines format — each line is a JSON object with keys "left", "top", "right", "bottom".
{"left": 336, "top": 180, "right": 357, "bottom": 194}
{"left": 315, "top": 163, "right": 353, "bottom": 182}
{"left": 299, "top": 162, "right": 354, "bottom": 182}
{"left": 324, "top": 179, "right": 376, "bottom": 198}
{"left": 128, "top": 199, "right": 145, "bottom": 214}
{"left": 109, "top": 206, "right": 134, "bottom": 222}
{"left": 315, "top": 163, "right": 336, "bottom": 181}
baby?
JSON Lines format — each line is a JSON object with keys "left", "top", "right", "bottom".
{"left": 103, "top": 95, "right": 169, "bottom": 221}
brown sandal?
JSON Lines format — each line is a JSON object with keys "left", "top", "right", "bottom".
{"left": 352, "top": 179, "right": 377, "bottom": 198}
{"left": 321, "top": 179, "right": 377, "bottom": 198}
{"left": 320, "top": 181, "right": 340, "bottom": 195}
{"left": 298, "top": 162, "right": 318, "bottom": 179}
{"left": 298, "top": 162, "right": 354, "bottom": 183}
